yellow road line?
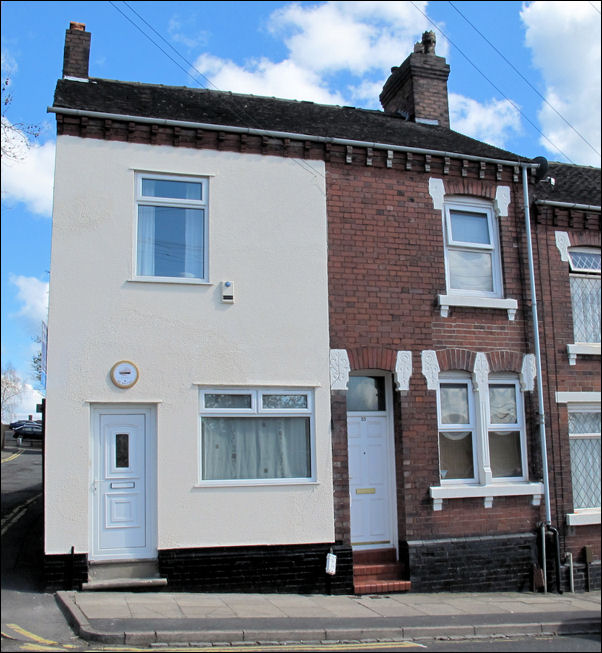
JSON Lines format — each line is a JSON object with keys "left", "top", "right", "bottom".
{"left": 1, "top": 449, "right": 25, "bottom": 463}
{"left": 1, "top": 630, "right": 18, "bottom": 640}
{"left": 6, "top": 623, "right": 59, "bottom": 646}
{"left": 1, "top": 493, "right": 43, "bottom": 536}
{"left": 20, "top": 644, "right": 65, "bottom": 652}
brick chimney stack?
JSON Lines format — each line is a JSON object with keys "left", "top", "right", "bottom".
{"left": 62, "top": 22, "right": 91, "bottom": 80}
{"left": 379, "top": 31, "right": 450, "bottom": 128}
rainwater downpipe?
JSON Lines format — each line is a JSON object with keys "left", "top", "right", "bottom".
{"left": 521, "top": 164, "right": 562, "bottom": 594}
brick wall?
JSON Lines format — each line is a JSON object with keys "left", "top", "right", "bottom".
{"left": 44, "top": 552, "right": 88, "bottom": 591}
{"left": 326, "top": 159, "right": 554, "bottom": 589}
{"left": 534, "top": 209, "right": 601, "bottom": 562}
{"left": 159, "top": 543, "right": 354, "bottom": 594}
{"left": 403, "top": 533, "right": 537, "bottom": 592}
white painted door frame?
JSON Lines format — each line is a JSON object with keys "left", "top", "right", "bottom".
{"left": 347, "top": 372, "right": 398, "bottom": 555}
{"left": 90, "top": 404, "right": 157, "bottom": 561}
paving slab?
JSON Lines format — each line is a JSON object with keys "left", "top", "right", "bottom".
{"left": 55, "top": 589, "right": 601, "bottom": 647}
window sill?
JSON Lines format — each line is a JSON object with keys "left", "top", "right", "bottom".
{"left": 438, "top": 294, "right": 518, "bottom": 320}
{"left": 567, "top": 343, "right": 601, "bottom": 365}
{"left": 193, "top": 480, "right": 319, "bottom": 488}
{"left": 129, "top": 277, "right": 212, "bottom": 285}
{"left": 429, "top": 481, "right": 544, "bottom": 510}
{"left": 566, "top": 509, "right": 601, "bottom": 526}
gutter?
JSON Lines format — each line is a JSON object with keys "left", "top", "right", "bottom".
{"left": 535, "top": 199, "right": 601, "bottom": 212}
{"left": 521, "top": 164, "right": 551, "bottom": 526}
{"left": 523, "top": 162, "right": 566, "bottom": 593}
{"left": 47, "top": 105, "right": 538, "bottom": 170}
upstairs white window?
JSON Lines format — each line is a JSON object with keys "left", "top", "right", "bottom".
{"left": 443, "top": 199, "right": 502, "bottom": 298}
{"left": 437, "top": 375, "right": 527, "bottom": 484}
{"left": 199, "top": 389, "right": 314, "bottom": 484}
{"left": 569, "top": 248, "right": 601, "bottom": 344}
{"left": 135, "top": 173, "right": 208, "bottom": 281}
{"left": 568, "top": 407, "right": 601, "bottom": 512}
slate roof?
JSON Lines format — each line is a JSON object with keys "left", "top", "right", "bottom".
{"left": 53, "top": 77, "right": 530, "bottom": 163}
{"left": 532, "top": 162, "right": 601, "bottom": 207}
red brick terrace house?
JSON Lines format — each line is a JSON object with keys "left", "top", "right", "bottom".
{"left": 45, "top": 23, "right": 600, "bottom": 593}
{"left": 529, "top": 163, "right": 600, "bottom": 592}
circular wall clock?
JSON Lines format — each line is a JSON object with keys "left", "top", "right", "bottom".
{"left": 110, "top": 361, "right": 139, "bottom": 388}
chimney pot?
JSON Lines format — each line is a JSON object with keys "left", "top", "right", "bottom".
{"left": 62, "top": 21, "right": 91, "bottom": 80}
{"left": 380, "top": 32, "right": 450, "bottom": 128}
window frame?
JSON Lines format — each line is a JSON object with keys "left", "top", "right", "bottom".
{"left": 568, "top": 247, "right": 601, "bottom": 345}
{"left": 443, "top": 198, "right": 503, "bottom": 299}
{"left": 133, "top": 172, "right": 209, "bottom": 284}
{"left": 567, "top": 403, "right": 601, "bottom": 515}
{"left": 436, "top": 374, "right": 528, "bottom": 486}
{"left": 198, "top": 387, "right": 316, "bottom": 486}
{"left": 486, "top": 377, "right": 528, "bottom": 482}
{"left": 436, "top": 375, "right": 478, "bottom": 484}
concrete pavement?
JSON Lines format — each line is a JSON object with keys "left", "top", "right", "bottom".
{"left": 55, "top": 588, "right": 601, "bottom": 646}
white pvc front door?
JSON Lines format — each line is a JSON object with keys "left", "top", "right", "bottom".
{"left": 92, "top": 409, "right": 155, "bottom": 560}
{"left": 348, "top": 414, "right": 393, "bottom": 548}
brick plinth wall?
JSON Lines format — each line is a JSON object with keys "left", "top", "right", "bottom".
{"left": 44, "top": 552, "right": 88, "bottom": 591}
{"left": 159, "top": 543, "right": 354, "bottom": 594}
{"left": 402, "top": 533, "right": 537, "bottom": 592}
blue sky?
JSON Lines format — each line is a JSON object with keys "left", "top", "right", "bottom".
{"left": 1, "top": 1, "right": 601, "bottom": 420}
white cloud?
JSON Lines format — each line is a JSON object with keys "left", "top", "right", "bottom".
{"left": 1, "top": 131, "right": 55, "bottom": 217}
{"left": 168, "top": 15, "right": 209, "bottom": 50}
{"left": 521, "top": 1, "right": 601, "bottom": 166}
{"left": 1, "top": 45, "right": 18, "bottom": 77}
{"left": 269, "top": 1, "right": 443, "bottom": 76}
{"left": 194, "top": 53, "right": 345, "bottom": 104}
{"left": 449, "top": 93, "right": 522, "bottom": 150}
{"left": 192, "top": 1, "right": 444, "bottom": 105}
{"left": 9, "top": 275, "right": 49, "bottom": 333}
{"left": 8, "top": 383, "right": 44, "bottom": 422}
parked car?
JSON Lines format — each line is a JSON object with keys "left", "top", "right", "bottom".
{"left": 9, "top": 419, "right": 42, "bottom": 430}
{"left": 13, "top": 422, "right": 43, "bottom": 438}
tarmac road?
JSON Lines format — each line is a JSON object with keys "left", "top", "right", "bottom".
{"left": 1, "top": 443, "right": 88, "bottom": 651}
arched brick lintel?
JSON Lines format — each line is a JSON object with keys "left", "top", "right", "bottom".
{"left": 444, "top": 179, "right": 497, "bottom": 200}
{"left": 436, "top": 348, "right": 476, "bottom": 373}
{"left": 347, "top": 346, "right": 397, "bottom": 372}
{"left": 435, "top": 348, "right": 524, "bottom": 374}
{"left": 486, "top": 350, "right": 524, "bottom": 374}
{"left": 569, "top": 232, "right": 601, "bottom": 249}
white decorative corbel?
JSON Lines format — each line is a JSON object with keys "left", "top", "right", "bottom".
{"left": 432, "top": 497, "right": 443, "bottom": 511}
{"left": 428, "top": 178, "right": 445, "bottom": 210}
{"left": 555, "top": 231, "right": 571, "bottom": 262}
{"left": 329, "top": 349, "right": 350, "bottom": 390}
{"left": 473, "top": 352, "right": 492, "bottom": 484}
{"left": 472, "top": 352, "right": 490, "bottom": 392}
{"left": 394, "top": 351, "right": 412, "bottom": 392}
{"left": 484, "top": 496, "right": 494, "bottom": 509}
{"left": 520, "top": 354, "right": 537, "bottom": 392}
{"left": 421, "top": 350, "right": 440, "bottom": 390}
{"left": 494, "top": 186, "right": 511, "bottom": 218}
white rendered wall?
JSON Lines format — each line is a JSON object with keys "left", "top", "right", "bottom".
{"left": 45, "top": 136, "right": 333, "bottom": 555}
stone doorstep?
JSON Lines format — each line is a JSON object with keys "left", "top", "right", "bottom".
{"left": 354, "top": 579, "right": 412, "bottom": 594}
{"left": 354, "top": 562, "right": 404, "bottom": 581}
{"left": 352, "top": 547, "right": 409, "bottom": 593}
{"left": 81, "top": 577, "right": 168, "bottom": 591}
